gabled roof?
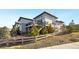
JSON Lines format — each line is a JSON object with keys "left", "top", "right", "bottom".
{"left": 33, "top": 11, "right": 58, "bottom": 19}
{"left": 18, "top": 17, "right": 33, "bottom": 21}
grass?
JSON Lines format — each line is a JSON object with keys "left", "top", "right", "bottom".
{"left": 71, "top": 32, "right": 79, "bottom": 35}
{"left": 2, "top": 32, "right": 79, "bottom": 49}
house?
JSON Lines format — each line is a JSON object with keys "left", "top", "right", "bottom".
{"left": 13, "top": 11, "right": 65, "bottom": 34}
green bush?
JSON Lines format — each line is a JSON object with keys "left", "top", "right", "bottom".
{"left": 29, "top": 23, "right": 38, "bottom": 36}
{"left": 67, "top": 25, "right": 79, "bottom": 33}
{"left": 67, "top": 20, "right": 79, "bottom": 33}
{"left": 40, "top": 26, "right": 48, "bottom": 34}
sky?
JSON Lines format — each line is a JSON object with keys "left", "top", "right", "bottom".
{"left": 0, "top": 9, "right": 79, "bottom": 28}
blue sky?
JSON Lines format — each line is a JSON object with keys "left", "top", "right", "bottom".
{"left": 0, "top": 9, "right": 79, "bottom": 28}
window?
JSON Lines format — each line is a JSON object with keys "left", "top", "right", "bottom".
{"left": 37, "top": 19, "right": 43, "bottom": 25}
{"left": 26, "top": 22, "right": 31, "bottom": 26}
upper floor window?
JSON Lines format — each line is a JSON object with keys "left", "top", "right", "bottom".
{"left": 37, "top": 19, "right": 43, "bottom": 25}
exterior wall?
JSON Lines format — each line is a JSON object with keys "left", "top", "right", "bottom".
{"left": 54, "top": 23, "right": 62, "bottom": 28}
{"left": 54, "top": 22, "right": 64, "bottom": 32}
{"left": 20, "top": 23, "right": 27, "bottom": 32}
{"left": 34, "top": 13, "right": 57, "bottom": 26}
{"left": 43, "top": 13, "right": 56, "bottom": 25}
{"left": 18, "top": 18, "right": 32, "bottom": 32}
{"left": 34, "top": 15, "right": 45, "bottom": 26}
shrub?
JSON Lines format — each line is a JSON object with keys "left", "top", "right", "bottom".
{"left": 47, "top": 24, "right": 54, "bottom": 33}
{"left": 0, "top": 26, "right": 11, "bottom": 39}
{"left": 66, "top": 26, "right": 71, "bottom": 33}
{"left": 67, "top": 24, "right": 79, "bottom": 33}
{"left": 67, "top": 20, "right": 79, "bottom": 33}
{"left": 29, "top": 23, "right": 38, "bottom": 36}
{"left": 10, "top": 27, "right": 18, "bottom": 37}
{"left": 40, "top": 26, "right": 48, "bottom": 34}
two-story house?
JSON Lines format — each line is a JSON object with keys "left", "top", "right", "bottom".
{"left": 13, "top": 11, "right": 65, "bottom": 34}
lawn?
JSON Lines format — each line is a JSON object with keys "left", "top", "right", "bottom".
{"left": 2, "top": 32, "right": 79, "bottom": 49}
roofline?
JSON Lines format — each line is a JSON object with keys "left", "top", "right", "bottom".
{"left": 33, "top": 11, "right": 58, "bottom": 19}
{"left": 18, "top": 17, "right": 33, "bottom": 21}
{"left": 55, "top": 20, "right": 64, "bottom": 23}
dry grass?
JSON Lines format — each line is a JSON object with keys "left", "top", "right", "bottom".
{"left": 71, "top": 32, "right": 79, "bottom": 35}
{"left": 2, "top": 32, "right": 79, "bottom": 49}
{"left": 3, "top": 32, "right": 79, "bottom": 49}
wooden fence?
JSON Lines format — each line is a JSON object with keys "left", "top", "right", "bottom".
{"left": 0, "top": 37, "right": 34, "bottom": 47}
{"left": 0, "top": 33, "right": 53, "bottom": 47}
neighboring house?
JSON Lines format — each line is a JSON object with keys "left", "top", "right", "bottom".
{"left": 13, "top": 11, "right": 65, "bottom": 34}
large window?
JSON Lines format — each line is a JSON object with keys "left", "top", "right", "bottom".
{"left": 37, "top": 19, "right": 43, "bottom": 25}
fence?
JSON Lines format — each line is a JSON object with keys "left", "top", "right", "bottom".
{"left": 0, "top": 37, "right": 34, "bottom": 47}
{"left": 0, "top": 33, "right": 53, "bottom": 47}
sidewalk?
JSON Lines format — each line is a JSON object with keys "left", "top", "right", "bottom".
{"left": 41, "top": 42, "right": 79, "bottom": 49}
